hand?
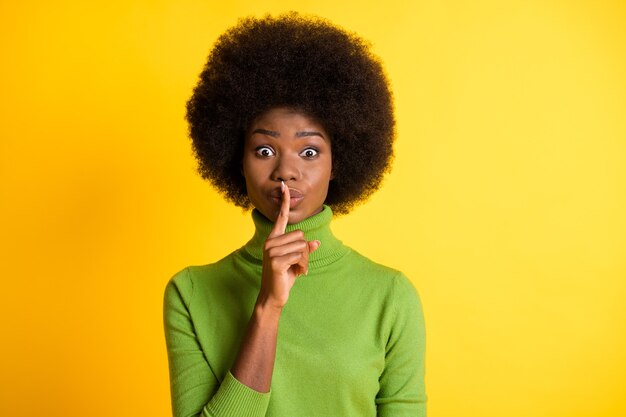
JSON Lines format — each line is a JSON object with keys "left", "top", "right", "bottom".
{"left": 257, "top": 181, "right": 321, "bottom": 310}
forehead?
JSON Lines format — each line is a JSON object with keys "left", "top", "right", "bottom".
{"left": 248, "top": 107, "right": 328, "bottom": 134}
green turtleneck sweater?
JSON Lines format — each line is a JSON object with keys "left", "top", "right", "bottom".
{"left": 163, "top": 205, "right": 427, "bottom": 417}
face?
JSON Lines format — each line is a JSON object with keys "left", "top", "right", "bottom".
{"left": 242, "top": 107, "right": 333, "bottom": 224}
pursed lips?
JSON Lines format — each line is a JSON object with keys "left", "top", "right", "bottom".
{"left": 269, "top": 187, "right": 304, "bottom": 199}
{"left": 269, "top": 187, "right": 305, "bottom": 209}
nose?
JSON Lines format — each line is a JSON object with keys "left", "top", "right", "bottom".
{"left": 271, "top": 153, "right": 301, "bottom": 183}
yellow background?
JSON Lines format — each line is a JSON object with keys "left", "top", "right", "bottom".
{"left": 1, "top": 1, "right": 625, "bottom": 416}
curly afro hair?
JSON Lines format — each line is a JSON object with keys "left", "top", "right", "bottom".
{"left": 185, "top": 11, "right": 395, "bottom": 215}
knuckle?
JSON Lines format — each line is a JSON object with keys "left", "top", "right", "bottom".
{"left": 270, "top": 257, "right": 281, "bottom": 268}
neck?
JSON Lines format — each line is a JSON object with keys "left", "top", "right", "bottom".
{"left": 242, "top": 204, "right": 349, "bottom": 269}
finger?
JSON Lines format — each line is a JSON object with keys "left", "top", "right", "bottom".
{"left": 267, "top": 240, "right": 309, "bottom": 258}
{"left": 297, "top": 242, "right": 309, "bottom": 276}
{"left": 269, "top": 180, "right": 290, "bottom": 238}
{"left": 270, "top": 251, "right": 303, "bottom": 271}
{"left": 264, "top": 230, "right": 305, "bottom": 249}
{"left": 308, "top": 240, "right": 321, "bottom": 254}
{"left": 267, "top": 235, "right": 309, "bottom": 276}
{"left": 298, "top": 240, "right": 321, "bottom": 277}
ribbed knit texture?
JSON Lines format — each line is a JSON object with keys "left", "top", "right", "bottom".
{"left": 164, "top": 205, "right": 427, "bottom": 417}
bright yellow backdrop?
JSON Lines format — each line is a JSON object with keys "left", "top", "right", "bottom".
{"left": 1, "top": 1, "right": 625, "bottom": 416}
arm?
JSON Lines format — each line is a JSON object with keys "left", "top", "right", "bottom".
{"left": 375, "top": 274, "right": 428, "bottom": 417}
{"left": 231, "top": 181, "right": 320, "bottom": 392}
{"left": 229, "top": 297, "right": 282, "bottom": 393}
{"left": 163, "top": 271, "right": 272, "bottom": 417}
{"left": 164, "top": 182, "right": 319, "bottom": 417}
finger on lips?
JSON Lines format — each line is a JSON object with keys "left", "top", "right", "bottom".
{"left": 269, "top": 180, "right": 290, "bottom": 238}
{"left": 266, "top": 180, "right": 310, "bottom": 277}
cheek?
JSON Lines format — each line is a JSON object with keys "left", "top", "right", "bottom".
{"left": 312, "top": 164, "right": 333, "bottom": 193}
{"left": 242, "top": 154, "right": 259, "bottom": 177}
{"left": 242, "top": 161, "right": 259, "bottom": 193}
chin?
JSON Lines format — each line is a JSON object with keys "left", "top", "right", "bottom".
{"left": 288, "top": 208, "right": 316, "bottom": 224}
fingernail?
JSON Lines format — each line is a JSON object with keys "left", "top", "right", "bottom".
{"left": 281, "top": 180, "right": 285, "bottom": 191}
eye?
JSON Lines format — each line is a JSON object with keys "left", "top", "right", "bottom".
{"left": 300, "top": 147, "right": 319, "bottom": 159}
{"left": 255, "top": 146, "right": 275, "bottom": 158}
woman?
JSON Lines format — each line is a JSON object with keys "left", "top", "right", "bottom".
{"left": 164, "top": 12, "right": 427, "bottom": 417}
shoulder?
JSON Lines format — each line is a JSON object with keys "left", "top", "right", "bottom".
{"left": 337, "top": 247, "right": 421, "bottom": 304}
{"left": 341, "top": 249, "right": 425, "bottom": 337}
{"left": 163, "top": 266, "right": 193, "bottom": 308}
{"left": 343, "top": 247, "right": 404, "bottom": 283}
{"left": 163, "top": 251, "right": 240, "bottom": 307}
{"left": 344, "top": 247, "right": 422, "bottom": 303}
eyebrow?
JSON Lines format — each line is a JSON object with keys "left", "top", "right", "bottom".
{"left": 296, "top": 131, "right": 325, "bottom": 139}
{"left": 252, "top": 129, "right": 279, "bottom": 137}
{"left": 251, "top": 129, "right": 325, "bottom": 139}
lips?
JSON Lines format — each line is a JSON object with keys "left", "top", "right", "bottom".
{"left": 269, "top": 187, "right": 304, "bottom": 208}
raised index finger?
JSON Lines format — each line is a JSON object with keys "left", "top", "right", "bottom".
{"left": 269, "top": 180, "right": 290, "bottom": 238}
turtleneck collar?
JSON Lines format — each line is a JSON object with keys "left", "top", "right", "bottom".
{"left": 241, "top": 204, "right": 350, "bottom": 269}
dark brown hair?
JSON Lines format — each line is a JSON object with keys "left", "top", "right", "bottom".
{"left": 186, "top": 12, "right": 395, "bottom": 214}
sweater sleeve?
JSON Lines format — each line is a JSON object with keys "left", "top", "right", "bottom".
{"left": 376, "top": 273, "right": 428, "bottom": 417}
{"left": 163, "top": 267, "right": 271, "bottom": 417}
